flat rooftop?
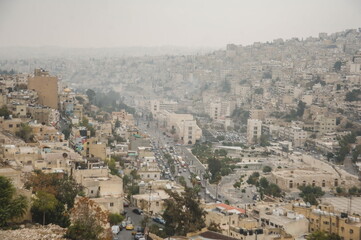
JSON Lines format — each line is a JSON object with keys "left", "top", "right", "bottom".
{"left": 321, "top": 197, "right": 361, "bottom": 216}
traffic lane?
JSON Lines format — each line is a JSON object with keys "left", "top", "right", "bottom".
{"left": 117, "top": 206, "right": 144, "bottom": 240}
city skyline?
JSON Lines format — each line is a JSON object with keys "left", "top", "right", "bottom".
{"left": 1, "top": 0, "right": 361, "bottom": 48}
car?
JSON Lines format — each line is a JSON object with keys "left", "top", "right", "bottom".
{"left": 126, "top": 224, "right": 134, "bottom": 230}
{"left": 134, "top": 233, "right": 144, "bottom": 240}
{"left": 121, "top": 221, "right": 127, "bottom": 228}
{"left": 136, "top": 226, "right": 144, "bottom": 233}
{"left": 152, "top": 217, "right": 166, "bottom": 225}
{"left": 123, "top": 202, "right": 129, "bottom": 207}
{"left": 132, "top": 208, "right": 143, "bottom": 215}
{"left": 111, "top": 225, "right": 120, "bottom": 234}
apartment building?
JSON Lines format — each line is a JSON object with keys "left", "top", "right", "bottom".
{"left": 247, "top": 119, "right": 262, "bottom": 144}
{"left": 73, "top": 168, "right": 124, "bottom": 214}
{"left": 292, "top": 204, "right": 361, "bottom": 240}
{"left": 28, "top": 69, "right": 59, "bottom": 109}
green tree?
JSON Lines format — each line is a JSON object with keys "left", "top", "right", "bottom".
{"left": 178, "top": 176, "right": 186, "bottom": 187}
{"left": 254, "top": 88, "right": 264, "bottom": 94}
{"left": 335, "top": 133, "right": 356, "bottom": 163}
{"left": 345, "top": 89, "right": 361, "bottom": 102}
{"left": 208, "top": 221, "right": 222, "bottom": 233}
{"left": 163, "top": 188, "right": 206, "bottom": 236}
{"left": 307, "top": 230, "right": 340, "bottom": 240}
{"left": 0, "top": 176, "right": 28, "bottom": 227}
{"left": 207, "top": 157, "right": 222, "bottom": 183}
{"left": 326, "top": 152, "right": 334, "bottom": 161}
{"left": 260, "top": 134, "right": 270, "bottom": 147}
{"left": 296, "top": 100, "right": 306, "bottom": 117}
{"left": 333, "top": 61, "right": 342, "bottom": 72}
{"left": 298, "top": 185, "right": 325, "bottom": 206}
{"left": 16, "top": 123, "right": 34, "bottom": 142}
{"left": 108, "top": 213, "right": 125, "bottom": 225}
{"left": 65, "top": 197, "right": 110, "bottom": 240}
{"left": 352, "top": 145, "right": 361, "bottom": 162}
{"left": 246, "top": 172, "right": 260, "bottom": 185}
{"left": 32, "top": 191, "right": 58, "bottom": 225}
{"left": 86, "top": 89, "right": 96, "bottom": 103}
{"left": 0, "top": 106, "right": 11, "bottom": 119}
{"left": 262, "top": 166, "right": 272, "bottom": 173}
{"left": 114, "top": 118, "right": 121, "bottom": 128}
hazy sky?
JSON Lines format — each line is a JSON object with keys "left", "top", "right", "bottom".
{"left": 1, "top": 0, "right": 360, "bottom": 48}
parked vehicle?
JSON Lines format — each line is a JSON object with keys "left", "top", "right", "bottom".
{"left": 121, "top": 221, "right": 127, "bottom": 228}
{"left": 134, "top": 233, "right": 144, "bottom": 240}
{"left": 132, "top": 208, "right": 143, "bottom": 215}
{"left": 152, "top": 217, "right": 166, "bottom": 225}
{"left": 111, "top": 225, "right": 120, "bottom": 234}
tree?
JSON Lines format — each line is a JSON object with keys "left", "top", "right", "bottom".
{"left": 163, "top": 188, "right": 206, "bottom": 236}
{"left": 178, "top": 176, "right": 186, "bottom": 187}
{"left": 335, "top": 133, "right": 356, "bottom": 163}
{"left": 260, "top": 134, "right": 270, "bottom": 147}
{"left": 65, "top": 197, "right": 111, "bottom": 240}
{"left": 307, "top": 231, "right": 341, "bottom": 240}
{"left": 254, "top": 88, "right": 264, "bottom": 95}
{"left": 108, "top": 213, "right": 125, "bottom": 225}
{"left": 262, "top": 166, "right": 272, "bottom": 173}
{"left": 32, "top": 191, "right": 58, "bottom": 225}
{"left": 114, "top": 118, "right": 121, "bottom": 128}
{"left": 25, "top": 172, "right": 82, "bottom": 227}
{"left": 345, "top": 89, "right": 361, "bottom": 102}
{"left": 0, "top": 176, "right": 28, "bottom": 227}
{"left": 86, "top": 89, "right": 96, "bottom": 103}
{"left": 333, "top": 61, "right": 342, "bottom": 72}
{"left": 208, "top": 221, "right": 222, "bottom": 233}
{"left": 16, "top": 123, "right": 34, "bottom": 142}
{"left": 298, "top": 185, "right": 325, "bottom": 206}
{"left": 326, "top": 152, "right": 334, "bottom": 161}
{"left": 0, "top": 106, "right": 11, "bottom": 119}
{"left": 207, "top": 158, "right": 222, "bottom": 183}
{"left": 246, "top": 172, "right": 260, "bottom": 185}
{"left": 258, "top": 177, "right": 282, "bottom": 198}
{"left": 352, "top": 145, "right": 361, "bottom": 162}
{"left": 296, "top": 101, "right": 306, "bottom": 117}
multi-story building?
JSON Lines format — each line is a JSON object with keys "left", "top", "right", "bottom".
{"left": 247, "top": 119, "right": 262, "bottom": 144}
{"left": 292, "top": 203, "right": 361, "bottom": 240}
{"left": 314, "top": 115, "right": 336, "bottom": 135}
{"left": 27, "top": 69, "right": 58, "bottom": 109}
{"left": 73, "top": 168, "right": 124, "bottom": 214}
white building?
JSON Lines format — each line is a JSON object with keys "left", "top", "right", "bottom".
{"left": 247, "top": 119, "right": 262, "bottom": 144}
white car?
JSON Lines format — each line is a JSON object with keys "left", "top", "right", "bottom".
{"left": 111, "top": 225, "right": 120, "bottom": 234}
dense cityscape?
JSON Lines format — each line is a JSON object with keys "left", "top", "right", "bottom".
{"left": 1, "top": 1, "right": 361, "bottom": 240}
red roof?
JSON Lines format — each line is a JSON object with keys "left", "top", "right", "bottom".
{"left": 216, "top": 203, "right": 246, "bottom": 214}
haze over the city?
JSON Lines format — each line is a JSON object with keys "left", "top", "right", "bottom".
{"left": 1, "top": 0, "right": 361, "bottom": 48}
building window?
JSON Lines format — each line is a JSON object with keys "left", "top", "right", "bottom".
{"left": 9, "top": 124, "right": 13, "bottom": 128}
{"left": 349, "top": 229, "right": 353, "bottom": 234}
{"left": 110, "top": 202, "right": 114, "bottom": 207}
{"left": 156, "top": 202, "right": 159, "bottom": 206}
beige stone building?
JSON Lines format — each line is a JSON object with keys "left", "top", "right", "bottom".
{"left": 28, "top": 69, "right": 58, "bottom": 109}
{"left": 0, "top": 117, "right": 23, "bottom": 134}
{"left": 292, "top": 203, "right": 361, "bottom": 240}
{"left": 132, "top": 189, "right": 169, "bottom": 215}
{"left": 73, "top": 168, "right": 124, "bottom": 214}
{"left": 83, "top": 137, "right": 107, "bottom": 160}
